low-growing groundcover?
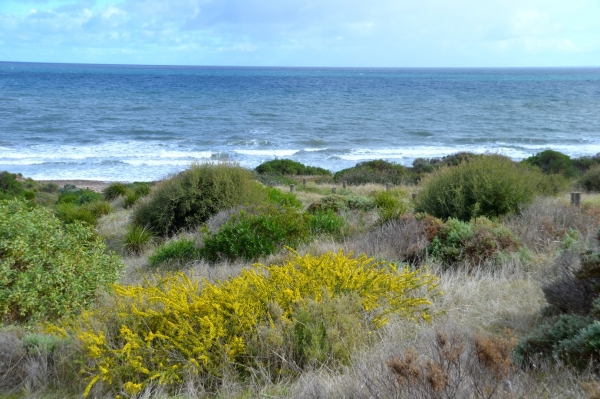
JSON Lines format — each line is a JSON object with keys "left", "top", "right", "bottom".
{"left": 54, "top": 250, "right": 439, "bottom": 397}
{"left": 0, "top": 199, "right": 123, "bottom": 325}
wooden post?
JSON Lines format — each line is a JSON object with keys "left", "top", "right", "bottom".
{"left": 571, "top": 192, "right": 581, "bottom": 206}
{"left": 412, "top": 193, "right": 417, "bottom": 200}
{"left": 290, "top": 184, "right": 295, "bottom": 192}
{"left": 386, "top": 183, "right": 391, "bottom": 191}
{"left": 303, "top": 178, "right": 307, "bottom": 187}
{"left": 332, "top": 188, "right": 337, "bottom": 194}
{"left": 342, "top": 181, "right": 347, "bottom": 189}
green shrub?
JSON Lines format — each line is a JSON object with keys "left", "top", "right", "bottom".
{"left": 255, "top": 159, "right": 331, "bottom": 176}
{"left": 123, "top": 225, "right": 154, "bottom": 255}
{"left": 201, "top": 206, "right": 311, "bottom": 262}
{"left": 372, "top": 189, "right": 408, "bottom": 222}
{"left": 149, "top": 237, "right": 200, "bottom": 268}
{"left": 307, "top": 194, "right": 375, "bottom": 213}
{"left": 0, "top": 199, "right": 122, "bottom": 324}
{"left": 334, "top": 160, "right": 410, "bottom": 185}
{"left": 54, "top": 203, "right": 98, "bottom": 225}
{"left": 580, "top": 165, "right": 600, "bottom": 192}
{"left": 57, "top": 188, "right": 103, "bottom": 205}
{"left": 414, "top": 155, "right": 559, "bottom": 221}
{"left": 523, "top": 149, "right": 577, "bottom": 178}
{"left": 0, "top": 171, "right": 24, "bottom": 200}
{"left": 131, "top": 182, "right": 151, "bottom": 197}
{"left": 40, "top": 182, "right": 60, "bottom": 193}
{"left": 308, "top": 210, "right": 345, "bottom": 237}
{"left": 102, "top": 183, "right": 128, "bottom": 200}
{"left": 266, "top": 186, "right": 303, "bottom": 209}
{"left": 134, "top": 163, "right": 266, "bottom": 236}
{"left": 428, "top": 217, "right": 519, "bottom": 267}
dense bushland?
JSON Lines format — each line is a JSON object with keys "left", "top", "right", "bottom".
{"left": 414, "top": 155, "right": 566, "bottom": 221}
{"left": 523, "top": 149, "right": 578, "bottom": 178}
{"left": 133, "top": 163, "right": 267, "bottom": 236}
{"left": 55, "top": 251, "right": 438, "bottom": 397}
{"left": 0, "top": 199, "right": 122, "bottom": 325}
{"left": 255, "top": 159, "right": 331, "bottom": 176}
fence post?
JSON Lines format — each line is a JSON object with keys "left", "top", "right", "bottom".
{"left": 303, "top": 178, "right": 307, "bottom": 187}
{"left": 290, "top": 184, "right": 295, "bottom": 192}
{"left": 412, "top": 193, "right": 417, "bottom": 200}
{"left": 386, "top": 183, "right": 391, "bottom": 191}
{"left": 332, "top": 188, "right": 337, "bottom": 194}
{"left": 343, "top": 181, "right": 347, "bottom": 189}
{"left": 571, "top": 192, "right": 581, "bottom": 206}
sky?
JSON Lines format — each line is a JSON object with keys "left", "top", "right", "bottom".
{"left": 0, "top": 0, "right": 599, "bottom": 67}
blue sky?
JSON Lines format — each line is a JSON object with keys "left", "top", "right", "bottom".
{"left": 1, "top": 0, "right": 599, "bottom": 67}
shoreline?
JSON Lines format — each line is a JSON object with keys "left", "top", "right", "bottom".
{"left": 37, "top": 179, "right": 113, "bottom": 193}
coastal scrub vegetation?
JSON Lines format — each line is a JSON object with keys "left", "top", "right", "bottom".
{"left": 255, "top": 159, "right": 331, "bottom": 176}
{"left": 6, "top": 152, "right": 600, "bottom": 398}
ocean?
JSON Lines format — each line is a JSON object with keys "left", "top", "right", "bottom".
{"left": 1, "top": 62, "right": 600, "bottom": 182}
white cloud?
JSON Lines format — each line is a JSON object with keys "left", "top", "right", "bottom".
{"left": 0, "top": 0, "right": 599, "bottom": 66}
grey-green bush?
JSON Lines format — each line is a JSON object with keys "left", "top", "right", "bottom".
{"left": 133, "top": 163, "right": 267, "bottom": 236}
{"left": 414, "top": 155, "right": 562, "bottom": 221}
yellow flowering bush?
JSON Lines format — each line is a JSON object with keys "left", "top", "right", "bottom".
{"left": 57, "top": 250, "right": 438, "bottom": 397}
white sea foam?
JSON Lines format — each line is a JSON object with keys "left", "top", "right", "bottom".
{"left": 233, "top": 149, "right": 298, "bottom": 156}
{"left": 303, "top": 148, "right": 328, "bottom": 152}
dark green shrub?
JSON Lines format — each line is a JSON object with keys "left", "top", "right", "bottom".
{"left": 40, "top": 182, "right": 60, "bottom": 193}
{"left": 523, "top": 149, "right": 577, "bottom": 178}
{"left": 514, "top": 314, "right": 593, "bottom": 368}
{"left": 0, "top": 199, "right": 122, "bottom": 324}
{"left": 334, "top": 160, "right": 409, "bottom": 185}
{"left": 0, "top": 171, "right": 24, "bottom": 200}
{"left": 414, "top": 155, "right": 557, "bottom": 221}
{"left": 573, "top": 154, "right": 600, "bottom": 174}
{"left": 255, "top": 159, "right": 331, "bottom": 176}
{"left": 267, "top": 186, "right": 303, "bottom": 209}
{"left": 103, "top": 182, "right": 128, "bottom": 200}
{"left": 149, "top": 237, "right": 200, "bottom": 268}
{"left": 580, "top": 165, "right": 600, "bottom": 192}
{"left": 132, "top": 182, "right": 152, "bottom": 197}
{"left": 308, "top": 210, "right": 345, "bottom": 237}
{"left": 134, "top": 163, "right": 267, "bottom": 236}
{"left": 428, "top": 217, "right": 519, "bottom": 267}
{"left": 123, "top": 190, "right": 139, "bottom": 208}
{"left": 123, "top": 225, "right": 154, "bottom": 255}
{"left": 201, "top": 206, "right": 311, "bottom": 262}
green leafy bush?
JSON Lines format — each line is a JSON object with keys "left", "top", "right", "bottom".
{"left": 428, "top": 217, "right": 519, "bottom": 267}
{"left": 54, "top": 200, "right": 111, "bottom": 226}
{"left": 308, "top": 210, "right": 345, "bottom": 237}
{"left": 0, "top": 199, "right": 122, "bottom": 324}
{"left": 149, "top": 237, "right": 200, "bottom": 268}
{"left": 414, "top": 155, "right": 560, "bottom": 221}
{"left": 372, "top": 189, "right": 408, "bottom": 222}
{"left": 201, "top": 206, "right": 311, "bottom": 262}
{"left": 524, "top": 149, "right": 577, "bottom": 178}
{"left": 0, "top": 171, "right": 36, "bottom": 201}
{"left": 334, "top": 160, "right": 410, "bottom": 185}
{"left": 266, "top": 186, "right": 303, "bottom": 209}
{"left": 134, "top": 163, "right": 266, "bottom": 236}
{"left": 255, "top": 159, "right": 331, "bottom": 176}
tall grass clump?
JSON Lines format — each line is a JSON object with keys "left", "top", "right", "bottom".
{"left": 122, "top": 225, "right": 154, "bottom": 255}
{"left": 134, "top": 162, "right": 266, "bottom": 236}
{"left": 55, "top": 250, "right": 438, "bottom": 397}
{"left": 0, "top": 199, "right": 122, "bottom": 325}
{"left": 414, "top": 155, "right": 564, "bottom": 221}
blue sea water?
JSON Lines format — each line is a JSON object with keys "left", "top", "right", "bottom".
{"left": 1, "top": 62, "right": 600, "bottom": 181}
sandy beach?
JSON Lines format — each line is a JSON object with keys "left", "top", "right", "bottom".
{"left": 36, "top": 179, "right": 112, "bottom": 193}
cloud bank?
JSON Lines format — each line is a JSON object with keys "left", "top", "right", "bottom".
{"left": 0, "top": 0, "right": 598, "bottom": 66}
